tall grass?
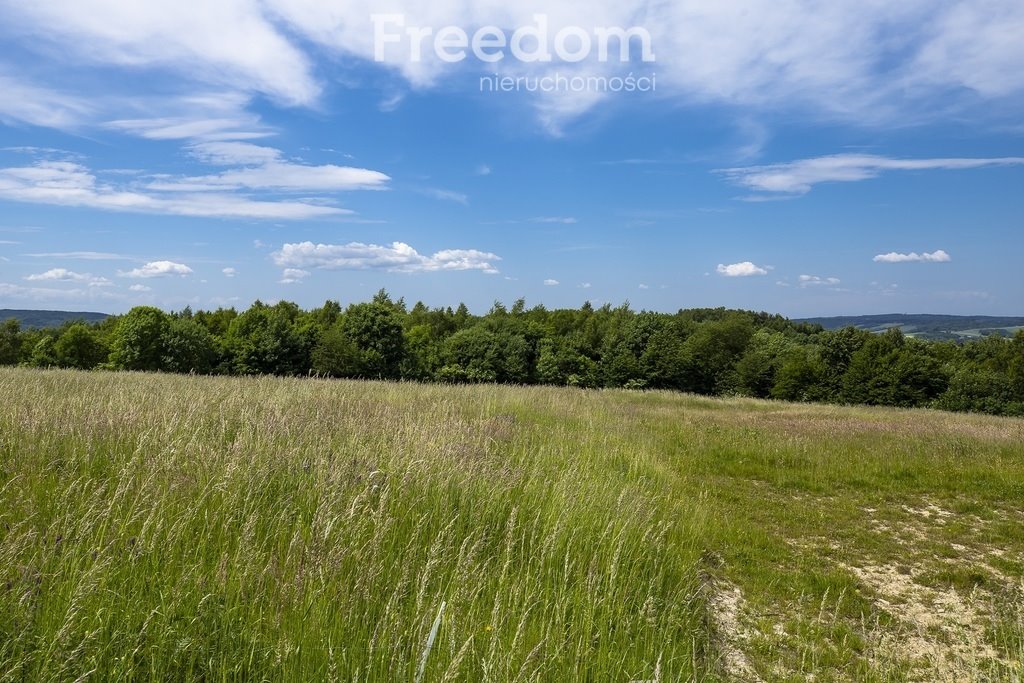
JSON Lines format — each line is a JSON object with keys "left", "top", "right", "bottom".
{"left": 2, "top": 368, "right": 1022, "bottom": 681}
{"left": 0, "top": 370, "right": 709, "bottom": 681}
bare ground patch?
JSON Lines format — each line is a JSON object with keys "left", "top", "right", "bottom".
{"left": 707, "top": 578, "right": 765, "bottom": 683}
{"left": 842, "top": 561, "right": 1021, "bottom": 681}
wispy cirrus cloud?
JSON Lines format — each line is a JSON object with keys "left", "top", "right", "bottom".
{"left": 273, "top": 241, "right": 501, "bottom": 274}
{"left": 721, "top": 154, "right": 1024, "bottom": 198}
{"left": 416, "top": 188, "right": 469, "bottom": 205}
{"left": 2, "top": 2, "right": 1024, "bottom": 134}
{"left": 0, "top": 71, "right": 93, "bottom": 129}
{"left": 874, "top": 250, "right": 952, "bottom": 263}
{"left": 531, "top": 216, "right": 578, "bottom": 224}
{"left": 0, "top": 159, "right": 358, "bottom": 220}
{"left": 25, "top": 251, "right": 133, "bottom": 260}
{"left": 0, "top": 281, "right": 121, "bottom": 302}
{"left": 147, "top": 142, "right": 391, "bottom": 193}
{"left": 104, "top": 92, "right": 272, "bottom": 141}
{"left": 107, "top": 117, "right": 270, "bottom": 141}
{"left": 2, "top": 1, "right": 318, "bottom": 107}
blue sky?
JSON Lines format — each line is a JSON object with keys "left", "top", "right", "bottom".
{"left": 0, "top": 1, "right": 1022, "bottom": 317}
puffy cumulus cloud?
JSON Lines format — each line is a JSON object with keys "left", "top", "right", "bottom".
{"left": 0, "top": 160, "right": 353, "bottom": 220}
{"left": 129, "top": 284, "right": 152, "bottom": 292}
{"left": 799, "top": 274, "right": 841, "bottom": 287}
{"left": 25, "top": 268, "right": 113, "bottom": 287}
{"left": 716, "top": 261, "right": 769, "bottom": 277}
{"left": 543, "top": 279, "right": 560, "bottom": 286}
{"left": 222, "top": 267, "right": 238, "bottom": 277}
{"left": 279, "top": 268, "right": 311, "bottom": 284}
{"left": 873, "top": 250, "right": 952, "bottom": 263}
{"left": 119, "top": 260, "right": 193, "bottom": 278}
{"left": 273, "top": 241, "right": 501, "bottom": 274}
{"left": 721, "top": 155, "right": 1024, "bottom": 197}
{"left": 24, "top": 268, "right": 109, "bottom": 284}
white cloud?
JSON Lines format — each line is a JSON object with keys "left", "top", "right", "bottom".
{"left": 273, "top": 241, "right": 501, "bottom": 274}
{"left": 873, "top": 250, "right": 952, "bottom": 263}
{"left": 476, "top": 164, "right": 492, "bottom": 176}
{"left": 3, "top": 2, "right": 1024, "bottom": 134}
{"left": 0, "top": 160, "right": 352, "bottom": 219}
{"left": 129, "top": 284, "right": 152, "bottom": 292}
{"left": 279, "top": 268, "right": 310, "bottom": 284}
{"left": 268, "top": 1, "right": 1024, "bottom": 130}
{"left": 532, "top": 216, "right": 578, "bottom": 224}
{"left": 721, "top": 155, "right": 1024, "bottom": 197}
{"left": 106, "top": 94, "right": 272, "bottom": 141}
{"left": 717, "top": 261, "right": 769, "bottom": 277}
{"left": 26, "top": 251, "right": 132, "bottom": 260}
{"left": 910, "top": 2, "right": 1024, "bottom": 99}
{"left": 189, "top": 141, "right": 282, "bottom": 165}
{"left": 579, "top": 282, "right": 592, "bottom": 289}
{"left": 798, "top": 274, "right": 842, "bottom": 289}
{"left": 638, "top": 284, "right": 650, "bottom": 290}
{"left": 119, "top": 260, "right": 193, "bottom": 278}
{"left": 279, "top": 268, "right": 309, "bottom": 283}
{"left": 0, "top": 282, "right": 120, "bottom": 302}
{"left": 544, "top": 279, "right": 560, "bottom": 286}
{"left": 0, "top": 72, "right": 93, "bottom": 129}
{"left": 417, "top": 188, "right": 469, "bottom": 205}
{"left": 108, "top": 116, "right": 270, "bottom": 141}
{"left": 222, "top": 267, "right": 237, "bottom": 277}
{"left": 147, "top": 142, "right": 391, "bottom": 192}
{"left": 3, "top": 1, "right": 319, "bottom": 106}
{"left": 25, "top": 268, "right": 112, "bottom": 287}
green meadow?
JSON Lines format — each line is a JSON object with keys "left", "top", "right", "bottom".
{"left": 1, "top": 368, "right": 1022, "bottom": 681}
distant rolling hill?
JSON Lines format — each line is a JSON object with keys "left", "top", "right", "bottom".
{"left": 0, "top": 309, "right": 110, "bottom": 328}
{"left": 797, "top": 314, "right": 1024, "bottom": 341}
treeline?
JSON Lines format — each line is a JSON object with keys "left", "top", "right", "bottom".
{"left": 2, "top": 291, "right": 1023, "bottom": 416}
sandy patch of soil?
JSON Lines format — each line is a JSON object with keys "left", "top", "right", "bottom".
{"left": 707, "top": 579, "right": 765, "bottom": 682}
{"left": 842, "top": 561, "right": 1018, "bottom": 681}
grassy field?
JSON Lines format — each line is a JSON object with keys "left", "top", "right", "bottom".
{"left": 1, "top": 368, "right": 1022, "bottom": 682}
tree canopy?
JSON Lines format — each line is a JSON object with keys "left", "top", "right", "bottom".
{"left": 3, "top": 296, "right": 1022, "bottom": 417}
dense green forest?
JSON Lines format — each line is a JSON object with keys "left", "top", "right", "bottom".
{"left": 2, "top": 291, "right": 1023, "bottom": 416}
